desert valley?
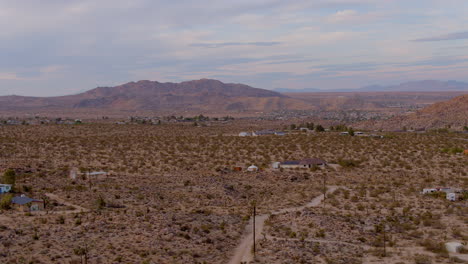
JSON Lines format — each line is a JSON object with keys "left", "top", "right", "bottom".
{"left": 0, "top": 79, "right": 467, "bottom": 264}
{"left": 1, "top": 1, "right": 468, "bottom": 263}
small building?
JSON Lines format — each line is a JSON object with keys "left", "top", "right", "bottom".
{"left": 340, "top": 132, "right": 349, "bottom": 135}
{"left": 253, "top": 130, "right": 276, "bottom": 136}
{"left": 422, "top": 188, "right": 437, "bottom": 194}
{"left": 0, "top": 184, "right": 12, "bottom": 194}
{"left": 279, "top": 158, "right": 327, "bottom": 169}
{"left": 272, "top": 162, "right": 280, "bottom": 169}
{"left": 239, "top": 132, "right": 252, "bottom": 137}
{"left": 355, "top": 132, "right": 364, "bottom": 136}
{"left": 233, "top": 166, "right": 243, "bottom": 172}
{"left": 464, "top": 149, "right": 468, "bottom": 156}
{"left": 247, "top": 165, "right": 259, "bottom": 172}
{"left": 445, "top": 242, "right": 463, "bottom": 253}
{"left": 274, "top": 131, "right": 286, "bottom": 136}
{"left": 446, "top": 193, "right": 460, "bottom": 201}
{"left": 86, "top": 171, "right": 107, "bottom": 177}
{"left": 11, "top": 195, "right": 45, "bottom": 212}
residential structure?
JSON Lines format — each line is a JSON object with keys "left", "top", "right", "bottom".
{"left": 0, "top": 184, "right": 12, "bottom": 193}
{"left": 247, "top": 165, "right": 259, "bottom": 172}
{"left": 11, "top": 195, "right": 44, "bottom": 212}
{"left": 446, "top": 193, "right": 460, "bottom": 201}
{"left": 253, "top": 130, "right": 285, "bottom": 136}
{"left": 275, "top": 158, "right": 327, "bottom": 169}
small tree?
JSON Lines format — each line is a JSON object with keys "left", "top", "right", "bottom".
{"left": 0, "top": 194, "right": 13, "bottom": 210}
{"left": 315, "top": 125, "right": 325, "bottom": 132}
{"left": 2, "top": 169, "right": 16, "bottom": 186}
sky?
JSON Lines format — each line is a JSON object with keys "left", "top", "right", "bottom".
{"left": 0, "top": 0, "right": 468, "bottom": 96}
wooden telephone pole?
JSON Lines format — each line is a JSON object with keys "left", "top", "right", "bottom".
{"left": 252, "top": 204, "right": 256, "bottom": 258}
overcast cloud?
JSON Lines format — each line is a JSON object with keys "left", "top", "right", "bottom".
{"left": 0, "top": 0, "right": 468, "bottom": 96}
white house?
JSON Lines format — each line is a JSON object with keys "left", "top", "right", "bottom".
{"left": 239, "top": 132, "right": 252, "bottom": 137}
{"left": 422, "top": 188, "right": 437, "bottom": 194}
{"left": 271, "top": 162, "right": 280, "bottom": 169}
{"left": 446, "top": 193, "right": 459, "bottom": 201}
{"left": 247, "top": 165, "right": 259, "bottom": 172}
{"left": 0, "top": 184, "right": 12, "bottom": 193}
{"left": 445, "top": 242, "right": 463, "bottom": 253}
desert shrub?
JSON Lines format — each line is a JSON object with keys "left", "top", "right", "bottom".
{"left": 419, "top": 239, "right": 448, "bottom": 257}
{"left": 414, "top": 254, "right": 432, "bottom": 264}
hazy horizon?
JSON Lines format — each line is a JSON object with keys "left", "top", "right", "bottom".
{"left": 1, "top": 0, "right": 468, "bottom": 96}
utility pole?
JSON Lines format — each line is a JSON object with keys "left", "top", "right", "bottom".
{"left": 322, "top": 173, "right": 327, "bottom": 207}
{"left": 253, "top": 204, "right": 256, "bottom": 258}
{"left": 383, "top": 223, "right": 387, "bottom": 257}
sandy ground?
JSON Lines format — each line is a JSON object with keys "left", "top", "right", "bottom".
{"left": 228, "top": 186, "right": 339, "bottom": 264}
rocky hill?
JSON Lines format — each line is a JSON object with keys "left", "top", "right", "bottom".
{"left": 0, "top": 79, "right": 312, "bottom": 113}
{"left": 357, "top": 94, "right": 468, "bottom": 131}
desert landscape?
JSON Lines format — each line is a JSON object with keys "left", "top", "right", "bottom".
{"left": 2, "top": 1, "right": 468, "bottom": 263}
{"left": 0, "top": 116, "right": 467, "bottom": 263}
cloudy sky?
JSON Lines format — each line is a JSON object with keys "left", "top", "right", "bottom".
{"left": 1, "top": 0, "right": 468, "bottom": 96}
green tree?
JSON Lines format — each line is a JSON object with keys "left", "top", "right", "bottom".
{"left": 315, "top": 125, "right": 325, "bottom": 132}
{"left": 348, "top": 127, "right": 355, "bottom": 136}
{"left": 0, "top": 193, "right": 13, "bottom": 210}
{"left": 2, "top": 169, "right": 16, "bottom": 186}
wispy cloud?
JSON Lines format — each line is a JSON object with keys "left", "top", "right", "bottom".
{"left": 413, "top": 31, "right": 468, "bottom": 42}
{"left": 190, "top": 42, "right": 282, "bottom": 48}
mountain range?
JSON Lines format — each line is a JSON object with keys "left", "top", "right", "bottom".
{"left": 0, "top": 79, "right": 312, "bottom": 113}
{"left": 275, "top": 80, "right": 468, "bottom": 93}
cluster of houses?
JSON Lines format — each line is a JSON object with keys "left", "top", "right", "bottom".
{"left": 0, "top": 118, "right": 82, "bottom": 126}
{"left": 1, "top": 184, "right": 44, "bottom": 212}
{"left": 239, "top": 130, "right": 286, "bottom": 137}
{"left": 422, "top": 187, "right": 466, "bottom": 201}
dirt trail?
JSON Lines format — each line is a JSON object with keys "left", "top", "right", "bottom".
{"left": 44, "top": 193, "right": 89, "bottom": 213}
{"left": 228, "top": 186, "right": 339, "bottom": 264}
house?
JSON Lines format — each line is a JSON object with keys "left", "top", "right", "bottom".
{"left": 0, "top": 184, "right": 12, "bottom": 193}
{"left": 247, "top": 165, "right": 259, "bottom": 172}
{"left": 278, "top": 158, "right": 327, "bottom": 169}
{"left": 11, "top": 195, "right": 44, "bottom": 212}
{"left": 271, "top": 162, "right": 280, "bottom": 169}
{"left": 446, "top": 193, "right": 460, "bottom": 201}
{"left": 422, "top": 188, "right": 437, "bottom": 194}
{"left": 253, "top": 130, "right": 276, "bottom": 136}
{"left": 445, "top": 242, "right": 463, "bottom": 253}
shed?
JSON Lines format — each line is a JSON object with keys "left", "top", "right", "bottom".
{"left": 239, "top": 132, "right": 251, "bottom": 137}
{"left": 247, "top": 165, "right": 259, "bottom": 172}
{"left": 445, "top": 242, "right": 463, "bottom": 253}
{"left": 0, "top": 184, "right": 12, "bottom": 193}
{"left": 272, "top": 162, "right": 280, "bottom": 169}
{"left": 446, "top": 193, "right": 460, "bottom": 201}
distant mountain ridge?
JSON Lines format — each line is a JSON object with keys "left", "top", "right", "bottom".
{"left": 275, "top": 80, "right": 468, "bottom": 93}
{"left": 0, "top": 79, "right": 312, "bottom": 113}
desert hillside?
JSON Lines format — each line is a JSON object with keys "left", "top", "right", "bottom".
{"left": 357, "top": 94, "right": 468, "bottom": 131}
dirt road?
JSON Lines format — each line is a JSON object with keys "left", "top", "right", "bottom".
{"left": 228, "top": 186, "right": 339, "bottom": 264}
